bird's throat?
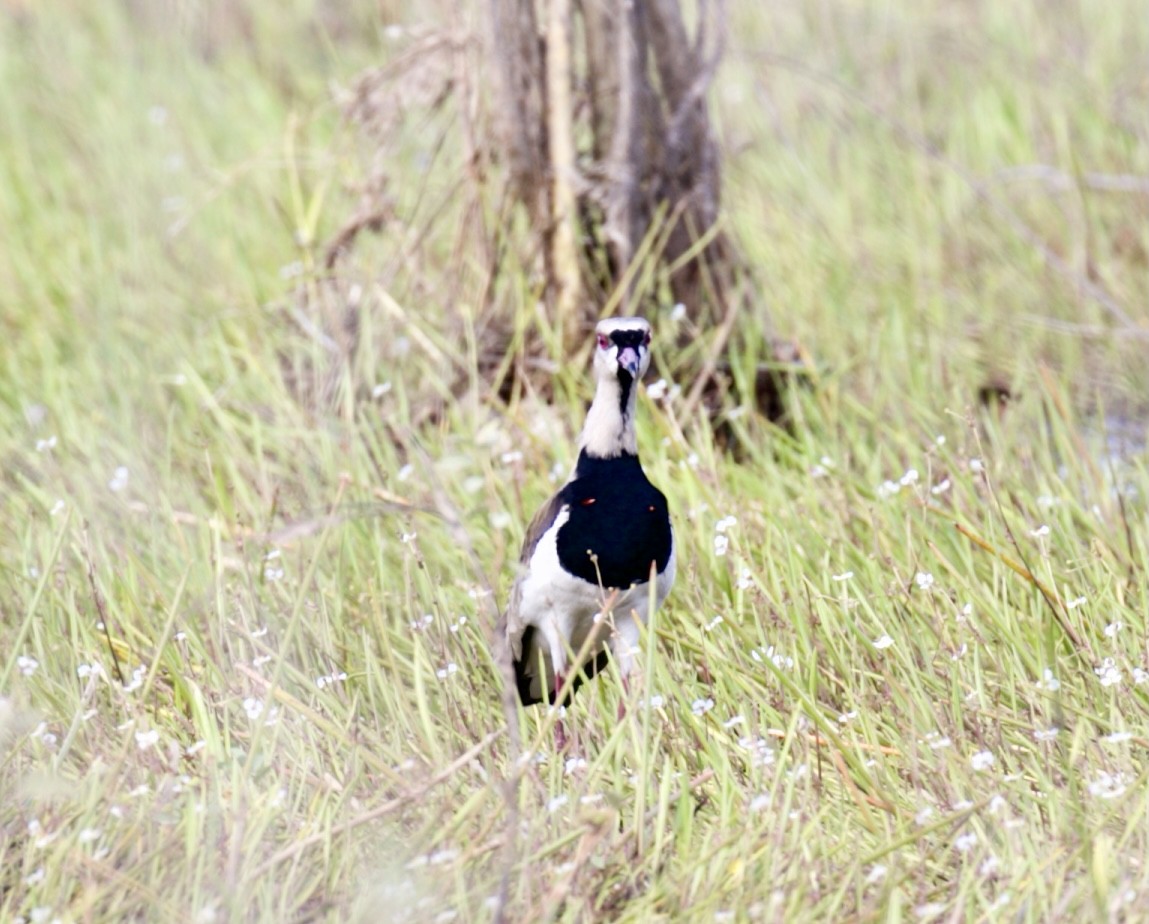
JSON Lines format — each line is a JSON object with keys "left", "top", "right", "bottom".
{"left": 579, "top": 375, "right": 638, "bottom": 459}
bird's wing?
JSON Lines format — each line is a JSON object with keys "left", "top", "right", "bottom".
{"left": 499, "top": 489, "right": 566, "bottom": 657}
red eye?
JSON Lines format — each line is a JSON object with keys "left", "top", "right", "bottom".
{"left": 597, "top": 334, "right": 610, "bottom": 350}
{"left": 643, "top": 331, "right": 651, "bottom": 346}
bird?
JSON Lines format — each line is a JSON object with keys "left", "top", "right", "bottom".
{"left": 499, "top": 316, "right": 675, "bottom": 723}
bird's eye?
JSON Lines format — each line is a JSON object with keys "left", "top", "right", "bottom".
{"left": 597, "top": 334, "right": 610, "bottom": 350}
{"left": 643, "top": 331, "right": 651, "bottom": 346}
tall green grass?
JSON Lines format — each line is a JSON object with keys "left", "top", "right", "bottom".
{"left": 2, "top": 0, "right": 1148, "bottom": 920}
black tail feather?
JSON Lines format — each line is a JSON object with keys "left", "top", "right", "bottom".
{"left": 513, "top": 625, "right": 613, "bottom": 707}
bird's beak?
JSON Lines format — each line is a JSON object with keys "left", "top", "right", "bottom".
{"left": 617, "top": 346, "right": 641, "bottom": 378}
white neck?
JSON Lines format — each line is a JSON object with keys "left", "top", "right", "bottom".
{"left": 578, "top": 374, "right": 638, "bottom": 459}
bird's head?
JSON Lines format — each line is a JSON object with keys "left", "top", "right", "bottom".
{"left": 593, "top": 316, "right": 652, "bottom": 386}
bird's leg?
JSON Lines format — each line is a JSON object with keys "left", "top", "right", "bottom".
{"left": 552, "top": 670, "right": 568, "bottom": 751}
{"left": 617, "top": 675, "right": 630, "bottom": 721}
{"left": 613, "top": 615, "right": 641, "bottom": 722}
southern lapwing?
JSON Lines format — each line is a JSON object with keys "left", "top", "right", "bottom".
{"left": 500, "top": 317, "right": 675, "bottom": 722}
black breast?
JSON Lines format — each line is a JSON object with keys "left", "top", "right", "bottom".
{"left": 555, "top": 451, "right": 672, "bottom": 589}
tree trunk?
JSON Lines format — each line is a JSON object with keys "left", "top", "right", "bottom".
{"left": 487, "top": 0, "right": 733, "bottom": 342}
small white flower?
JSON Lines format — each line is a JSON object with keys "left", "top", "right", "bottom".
{"left": 988, "top": 795, "right": 1007, "bottom": 814}
{"left": 877, "top": 480, "right": 901, "bottom": 499}
{"left": 30, "top": 907, "right": 54, "bottom": 924}
{"left": 873, "top": 634, "right": 894, "bottom": 650}
{"left": 546, "top": 794, "right": 569, "bottom": 813}
{"left": 400, "top": 532, "right": 418, "bottom": 545}
{"left": 914, "top": 571, "right": 935, "bottom": 591}
{"left": 927, "top": 735, "right": 952, "bottom": 750}
{"left": 1030, "top": 525, "right": 1050, "bottom": 538}
{"left": 1088, "top": 771, "right": 1128, "bottom": 800}
{"left": 1103, "top": 731, "right": 1133, "bottom": 744}
{"left": 135, "top": 729, "right": 160, "bottom": 750}
{"left": 1038, "top": 669, "right": 1061, "bottom": 692}
{"left": 242, "top": 697, "right": 265, "bottom": 720}
{"left": 713, "top": 535, "right": 729, "bottom": 557}
{"left": 186, "top": 740, "right": 206, "bottom": 756}
{"left": 646, "top": 378, "right": 669, "bottom": 401}
{"left": 704, "top": 615, "right": 724, "bottom": 632}
{"left": 1095, "top": 658, "right": 1122, "bottom": 688}
{"left": 954, "top": 831, "right": 977, "bottom": 852}
{"left": 49, "top": 499, "right": 66, "bottom": 516}
{"left": 838, "top": 710, "right": 858, "bottom": 724}
{"left": 397, "top": 464, "right": 414, "bottom": 482}
{"left": 489, "top": 511, "right": 512, "bottom": 530}
{"left": 122, "top": 665, "right": 147, "bottom": 693}
{"left": 263, "top": 566, "right": 284, "bottom": 582}
{"left": 735, "top": 567, "right": 754, "bottom": 590}
{"left": 864, "top": 864, "right": 887, "bottom": 885}
{"left": 1133, "top": 668, "right": 1149, "bottom": 686}
{"left": 371, "top": 381, "right": 393, "bottom": 398}
{"left": 1104, "top": 621, "right": 1123, "bottom": 638}
{"left": 646, "top": 694, "right": 664, "bottom": 709}
{"left": 970, "top": 751, "right": 995, "bottom": 771}
{"left": 832, "top": 571, "right": 853, "bottom": 582}
{"left": 900, "top": 468, "right": 919, "bottom": 487}
{"left": 108, "top": 466, "right": 130, "bottom": 492}
{"left": 691, "top": 697, "right": 715, "bottom": 717}
{"left": 24, "top": 866, "right": 45, "bottom": 884}
{"left": 35, "top": 435, "right": 57, "bottom": 452}
{"left": 17, "top": 655, "right": 39, "bottom": 677}
{"left": 930, "top": 478, "right": 951, "bottom": 495}
{"left": 564, "top": 757, "right": 587, "bottom": 776}
{"left": 980, "top": 858, "right": 1002, "bottom": 884}
{"left": 715, "top": 515, "right": 738, "bottom": 534}
{"left": 751, "top": 645, "right": 794, "bottom": 669}
{"left": 914, "top": 805, "right": 935, "bottom": 825}
{"left": 670, "top": 302, "right": 687, "bottom": 322}
{"left": 1066, "top": 596, "right": 1087, "bottom": 610}
{"left": 499, "top": 450, "right": 523, "bottom": 465}
{"left": 915, "top": 903, "right": 947, "bottom": 920}
{"left": 1034, "top": 727, "right": 1059, "bottom": 742}
{"left": 723, "top": 715, "right": 746, "bottom": 729}
{"left": 969, "top": 458, "right": 984, "bottom": 473}
{"left": 78, "top": 829, "right": 102, "bottom": 846}
{"left": 436, "top": 662, "right": 459, "bottom": 680}
{"left": 988, "top": 892, "right": 1010, "bottom": 912}
{"left": 748, "top": 794, "right": 770, "bottom": 813}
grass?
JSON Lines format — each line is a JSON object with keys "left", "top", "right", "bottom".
{"left": 2, "top": 0, "right": 1149, "bottom": 920}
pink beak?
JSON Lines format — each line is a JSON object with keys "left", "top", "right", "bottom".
{"left": 617, "top": 346, "right": 640, "bottom": 377}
